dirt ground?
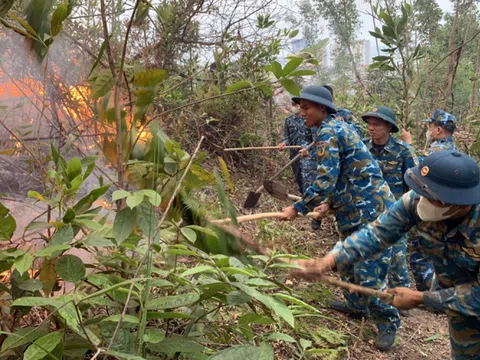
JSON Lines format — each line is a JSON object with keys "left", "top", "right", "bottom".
{"left": 222, "top": 159, "right": 451, "bottom": 360}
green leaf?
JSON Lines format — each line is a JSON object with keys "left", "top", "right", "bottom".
{"left": 88, "top": 37, "right": 108, "bottom": 77}
{"left": 133, "top": 69, "right": 167, "bottom": 87}
{"left": 112, "top": 190, "right": 130, "bottom": 201}
{"left": 18, "top": 279, "right": 44, "bottom": 292}
{"left": 0, "top": 202, "right": 16, "bottom": 240}
{"left": 92, "top": 70, "right": 113, "bottom": 99}
{"left": 56, "top": 255, "right": 86, "bottom": 282}
{"left": 267, "top": 333, "right": 296, "bottom": 343}
{"left": 1, "top": 326, "right": 49, "bottom": 353}
{"left": 27, "top": 191, "right": 44, "bottom": 201}
{"left": 270, "top": 61, "right": 282, "bottom": 79}
{"left": 224, "top": 81, "right": 252, "bottom": 94}
{"left": 279, "top": 79, "right": 300, "bottom": 96}
{"left": 289, "top": 29, "right": 299, "bottom": 38}
{"left": 101, "top": 314, "right": 139, "bottom": 324}
{"left": 227, "top": 290, "right": 252, "bottom": 305}
{"left": 137, "top": 189, "right": 161, "bottom": 207}
{"left": 113, "top": 207, "right": 136, "bottom": 245}
{"left": 14, "top": 253, "right": 33, "bottom": 276}
{"left": 282, "top": 57, "right": 303, "bottom": 77}
{"left": 12, "top": 297, "right": 63, "bottom": 308}
{"left": 66, "top": 157, "right": 82, "bottom": 181}
{"left": 146, "top": 292, "right": 200, "bottom": 310}
{"left": 50, "top": 226, "right": 74, "bottom": 246}
{"left": 209, "top": 344, "right": 274, "bottom": 360}
{"left": 63, "top": 208, "right": 76, "bottom": 223}
{"left": 51, "top": 1, "right": 69, "bottom": 37}
{"left": 180, "top": 227, "right": 197, "bottom": 243}
{"left": 126, "top": 193, "right": 144, "bottom": 209}
{"left": 143, "top": 328, "right": 165, "bottom": 344}
{"left": 73, "top": 184, "right": 111, "bottom": 215}
{"left": 185, "top": 225, "right": 218, "bottom": 238}
{"left": 267, "top": 263, "right": 303, "bottom": 270}
{"left": 35, "top": 244, "right": 70, "bottom": 258}
{"left": 24, "top": 331, "right": 63, "bottom": 360}
{"left": 369, "top": 30, "right": 384, "bottom": 40}
{"left": 288, "top": 70, "right": 316, "bottom": 77}
{"left": 179, "top": 265, "right": 216, "bottom": 278}
{"left": 273, "top": 293, "right": 320, "bottom": 313}
{"left": 372, "top": 56, "right": 391, "bottom": 62}
{"left": 234, "top": 283, "right": 294, "bottom": 327}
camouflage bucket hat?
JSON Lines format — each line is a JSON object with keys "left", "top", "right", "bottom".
{"left": 361, "top": 106, "right": 399, "bottom": 133}
{"left": 292, "top": 85, "right": 337, "bottom": 114}
{"left": 404, "top": 150, "right": 480, "bottom": 205}
{"left": 421, "top": 109, "right": 456, "bottom": 133}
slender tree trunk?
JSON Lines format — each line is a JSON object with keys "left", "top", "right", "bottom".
{"left": 368, "top": 0, "right": 380, "bottom": 55}
{"left": 470, "top": 36, "right": 480, "bottom": 110}
{"left": 444, "top": 0, "right": 461, "bottom": 105}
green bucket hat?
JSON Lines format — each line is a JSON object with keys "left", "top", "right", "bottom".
{"left": 361, "top": 106, "right": 399, "bottom": 133}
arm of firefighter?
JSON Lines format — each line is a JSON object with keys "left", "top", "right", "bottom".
{"left": 423, "top": 276, "right": 480, "bottom": 317}
{"left": 330, "top": 191, "right": 418, "bottom": 267}
{"left": 293, "top": 128, "right": 339, "bottom": 215}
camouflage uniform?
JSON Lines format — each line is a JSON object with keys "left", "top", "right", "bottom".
{"left": 365, "top": 136, "right": 418, "bottom": 288}
{"left": 335, "top": 108, "right": 365, "bottom": 138}
{"left": 411, "top": 110, "right": 457, "bottom": 291}
{"left": 330, "top": 190, "right": 480, "bottom": 360}
{"left": 283, "top": 114, "right": 314, "bottom": 194}
{"left": 294, "top": 116, "right": 400, "bottom": 332}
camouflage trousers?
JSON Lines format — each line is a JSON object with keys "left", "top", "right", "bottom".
{"left": 387, "top": 235, "right": 411, "bottom": 288}
{"left": 338, "top": 225, "right": 401, "bottom": 332}
{"left": 448, "top": 315, "right": 480, "bottom": 359}
{"left": 409, "top": 239, "right": 438, "bottom": 291}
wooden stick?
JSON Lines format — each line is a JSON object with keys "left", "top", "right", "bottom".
{"left": 224, "top": 146, "right": 301, "bottom": 151}
{"left": 208, "top": 221, "right": 393, "bottom": 303}
{"left": 209, "top": 211, "right": 320, "bottom": 224}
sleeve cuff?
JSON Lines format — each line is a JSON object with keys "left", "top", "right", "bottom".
{"left": 293, "top": 201, "right": 308, "bottom": 215}
{"left": 328, "top": 243, "right": 347, "bottom": 266}
{"left": 423, "top": 290, "right": 449, "bottom": 313}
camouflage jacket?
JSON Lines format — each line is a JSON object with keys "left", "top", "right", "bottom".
{"left": 365, "top": 136, "right": 418, "bottom": 199}
{"left": 283, "top": 114, "right": 314, "bottom": 151}
{"left": 331, "top": 190, "right": 480, "bottom": 318}
{"left": 420, "top": 136, "right": 456, "bottom": 162}
{"left": 335, "top": 108, "right": 365, "bottom": 138}
{"left": 293, "top": 117, "right": 395, "bottom": 234}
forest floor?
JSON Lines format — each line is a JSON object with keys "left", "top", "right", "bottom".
{"left": 218, "top": 155, "right": 451, "bottom": 360}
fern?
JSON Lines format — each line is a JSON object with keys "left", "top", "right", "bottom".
{"left": 181, "top": 190, "right": 206, "bottom": 217}
{"left": 217, "top": 156, "right": 235, "bottom": 193}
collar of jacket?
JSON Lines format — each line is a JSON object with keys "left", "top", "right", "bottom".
{"left": 366, "top": 135, "right": 396, "bottom": 153}
{"left": 435, "top": 135, "right": 454, "bottom": 144}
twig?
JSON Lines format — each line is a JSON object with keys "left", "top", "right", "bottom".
{"left": 90, "top": 348, "right": 103, "bottom": 360}
{"left": 210, "top": 211, "right": 320, "bottom": 224}
{"left": 224, "top": 146, "right": 301, "bottom": 151}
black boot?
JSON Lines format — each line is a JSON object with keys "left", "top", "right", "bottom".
{"left": 374, "top": 328, "right": 397, "bottom": 351}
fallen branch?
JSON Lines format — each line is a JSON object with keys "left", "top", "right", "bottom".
{"left": 210, "top": 211, "right": 320, "bottom": 224}
{"left": 208, "top": 221, "right": 393, "bottom": 303}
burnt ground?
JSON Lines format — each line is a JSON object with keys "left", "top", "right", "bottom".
{"left": 212, "top": 154, "right": 451, "bottom": 360}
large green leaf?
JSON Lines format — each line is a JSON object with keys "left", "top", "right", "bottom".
{"left": 91, "top": 70, "right": 114, "bottom": 99}
{"left": 288, "top": 70, "right": 316, "bottom": 77}
{"left": 24, "top": 331, "right": 63, "bottom": 360}
{"left": 50, "top": 226, "right": 74, "bottom": 246}
{"left": 280, "top": 79, "right": 300, "bottom": 96}
{"left": 66, "top": 157, "right": 82, "bottom": 181}
{"left": 270, "top": 61, "right": 282, "bottom": 79}
{"left": 133, "top": 69, "right": 167, "bottom": 87}
{"left": 0, "top": 202, "right": 16, "bottom": 240}
{"left": 234, "top": 284, "right": 294, "bottom": 327}
{"left": 180, "top": 227, "right": 196, "bottom": 243}
{"left": 18, "top": 279, "right": 44, "bottom": 292}
{"left": 104, "top": 350, "right": 147, "bottom": 360}
{"left": 1, "top": 326, "right": 49, "bottom": 353}
{"left": 101, "top": 314, "right": 139, "bottom": 324}
{"left": 73, "top": 184, "right": 111, "bottom": 215}
{"left": 146, "top": 292, "right": 200, "bottom": 310}
{"left": 282, "top": 57, "right": 303, "bottom": 77}
{"left": 51, "top": 1, "right": 69, "bottom": 37}
{"left": 14, "top": 252, "right": 33, "bottom": 276}
{"left": 35, "top": 244, "right": 70, "bottom": 258}
{"left": 209, "top": 343, "right": 273, "bottom": 360}
{"left": 148, "top": 336, "right": 203, "bottom": 354}
{"left": 113, "top": 207, "right": 136, "bottom": 245}
{"left": 225, "top": 81, "right": 252, "bottom": 94}
{"left": 56, "top": 255, "right": 86, "bottom": 282}
{"left": 12, "top": 297, "right": 63, "bottom": 308}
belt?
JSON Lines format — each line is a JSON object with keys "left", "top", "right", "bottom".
{"left": 406, "top": 168, "right": 442, "bottom": 203}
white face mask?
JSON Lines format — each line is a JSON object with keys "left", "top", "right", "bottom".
{"left": 416, "top": 196, "right": 460, "bottom": 222}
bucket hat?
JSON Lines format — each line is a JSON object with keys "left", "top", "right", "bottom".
{"left": 361, "top": 106, "right": 399, "bottom": 133}
{"left": 421, "top": 109, "right": 456, "bottom": 133}
{"left": 404, "top": 150, "right": 480, "bottom": 205}
{"left": 292, "top": 85, "right": 336, "bottom": 114}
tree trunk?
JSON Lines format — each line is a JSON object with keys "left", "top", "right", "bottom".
{"left": 470, "top": 36, "right": 480, "bottom": 110}
{"left": 444, "top": 0, "right": 461, "bottom": 105}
